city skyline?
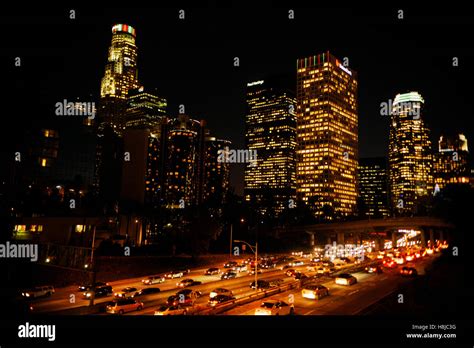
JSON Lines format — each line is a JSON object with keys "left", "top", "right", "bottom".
{"left": 4, "top": 6, "right": 474, "bottom": 195}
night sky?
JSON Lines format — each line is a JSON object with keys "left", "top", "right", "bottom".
{"left": 3, "top": 3, "right": 474, "bottom": 194}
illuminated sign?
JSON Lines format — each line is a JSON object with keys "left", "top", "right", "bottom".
{"left": 112, "top": 24, "right": 136, "bottom": 37}
{"left": 336, "top": 61, "right": 352, "bottom": 76}
{"left": 247, "top": 80, "right": 264, "bottom": 87}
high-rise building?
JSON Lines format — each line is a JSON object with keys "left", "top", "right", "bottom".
{"left": 99, "top": 23, "right": 140, "bottom": 134}
{"left": 96, "top": 24, "right": 140, "bottom": 205}
{"left": 244, "top": 79, "right": 297, "bottom": 215}
{"left": 203, "top": 135, "right": 231, "bottom": 209}
{"left": 165, "top": 115, "right": 204, "bottom": 209}
{"left": 388, "top": 92, "right": 433, "bottom": 214}
{"left": 433, "top": 134, "right": 470, "bottom": 191}
{"left": 358, "top": 157, "right": 390, "bottom": 218}
{"left": 296, "top": 52, "right": 358, "bottom": 219}
{"left": 125, "top": 87, "right": 167, "bottom": 129}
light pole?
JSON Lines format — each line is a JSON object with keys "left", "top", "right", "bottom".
{"left": 234, "top": 239, "right": 258, "bottom": 292}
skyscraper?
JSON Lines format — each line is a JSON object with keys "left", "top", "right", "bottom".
{"left": 244, "top": 79, "right": 297, "bottom": 215}
{"left": 203, "top": 135, "right": 231, "bottom": 209}
{"left": 165, "top": 115, "right": 204, "bottom": 209}
{"left": 433, "top": 134, "right": 470, "bottom": 191}
{"left": 296, "top": 52, "right": 358, "bottom": 219}
{"left": 99, "top": 24, "right": 140, "bottom": 134}
{"left": 358, "top": 157, "right": 390, "bottom": 218}
{"left": 96, "top": 24, "right": 140, "bottom": 206}
{"left": 125, "top": 87, "right": 167, "bottom": 129}
{"left": 388, "top": 91, "right": 433, "bottom": 214}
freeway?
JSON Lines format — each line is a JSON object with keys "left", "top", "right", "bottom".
{"left": 24, "top": 251, "right": 438, "bottom": 316}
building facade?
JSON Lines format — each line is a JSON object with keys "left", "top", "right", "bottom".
{"left": 388, "top": 92, "right": 433, "bottom": 214}
{"left": 296, "top": 52, "right": 358, "bottom": 219}
{"left": 433, "top": 134, "right": 470, "bottom": 191}
{"left": 358, "top": 157, "right": 390, "bottom": 218}
{"left": 244, "top": 79, "right": 297, "bottom": 215}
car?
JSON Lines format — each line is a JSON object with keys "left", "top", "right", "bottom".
{"left": 21, "top": 285, "right": 55, "bottom": 299}
{"left": 224, "top": 261, "right": 238, "bottom": 268}
{"left": 142, "top": 275, "right": 165, "bottom": 285}
{"left": 250, "top": 280, "right": 271, "bottom": 290}
{"left": 176, "top": 289, "right": 202, "bottom": 300}
{"left": 167, "top": 294, "right": 194, "bottom": 307}
{"left": 78, "top": 282, "right": 107, "bottom": 292}
{"left": 285, "top": 269, "right": 297, "bottom": 277}
{"left": 205, "top": 267, "right": 220, "bottom": 275}
{"left": 261, "top": 261, "right": 276, "bottom": 269}
{"left": 233, "top": 264, "right": 248, "bottom": 272}
{"left": 293, "top": 272, "right": 308, "bottom": 280}
{"left": 365, "top": 266, "right": 383, "bottom": 274}
{"left": 83, "top": 285, "right": 113, "bottom": 299}
{"left": 382, "top": 259, "right": 396, "bottom": 268}
{"left": 302, "top": 284, "right": 329, "bottom": 300}
{"left": 208, "top": 294, "right": 235, "bottom": 307}
{"left": 132, "top": 288, "right": 161, "bottom": 298}
{"left": 393, "top": 256, "right": 405, "bottom": 265}
{"left": 177, "top": 279, "right": 202, "bottom": 288}
{"left": 289, "top": 260, "right": 304, "bottom": 267}
{"left": 249, "top": 268, "right": 263, "bottom": 275}
{"left": 255, "top": 300, "right": 294, "bottom": 315}
{"left": 164, "top": 270, "right": 184, "bottom": 279}
{"left": 210, "top": 288, "right": 233, "bottom": 299}
{"left": 400, "top": 267, "right": 418, "bottom": 277}
{"left": 114, "top": 287, "right": 138, "bottom": 298}
{"left": 335, "top": 273, "right": 357, "bottom": 286}
{"left": 154, "top": 305, "right": 187, "bottom": 315}
{"left": 221, "top": 270, "right": 237, "bottom": 280}
{"left": 106, "top": 299, "right": 143, "bottom": 314}
{"left": 177, "top": 268, "right": 191, "bottom": 275}
{"left": 405, "top": 254, "right": 415, "bottom": 262}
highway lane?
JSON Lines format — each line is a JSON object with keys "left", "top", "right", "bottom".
{"left": 223, "top": 256, "right": 435, "bottom": 315}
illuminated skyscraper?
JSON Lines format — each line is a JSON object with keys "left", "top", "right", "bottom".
{"left": 296, "top": 52, "right": 358, "bottom": 219}
{"left": 358, "top": 158, "right": 390, "bottom": 218}
{"left": 96, "top": 24, "right": 139, "bottom": 205}
{"left": 99, "top": 24, "right": 140, "bottom": 134}
{"left": 388, "top": 92, "right": 433, "bottom": 214}
{"left": 433, "top": 134, "right": 470, "bottom": 191}
{"left": 125, "top": 87, "right": 167, "bottom": 129}
{"left": 165, "top": 115, "right": 204, "bottom": 209}
{"left": 244, "top": 79, "right": 297, "bottom": 215}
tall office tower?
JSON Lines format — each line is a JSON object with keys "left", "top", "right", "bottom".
{"left": 125, "top": 87, "right": 167, "bottom": 129}
{"left": 388, "top": 92, "right": 434, "bottom": 214}
{"left": 244, "top": 79, "right": 297, "bottom": 216}
{"left": 96, "top": 24, "right": 139, "bottom": 206}
{"left": 296, "top": 52, "right": 358, "bottom": 219}
{"left": 433, "top": 134, "right": 470, "bottom": 191}
{"left": 99, "top": 24, "right": 140, "bottom": 133}
{"left": 165, "top": 115, "right": 204, "bottom": 209}
{"left": 358, "top": 157, "right": 390, "bottom": 218}
{"left": 202, "top": 135, "right": 231, "bottom": 209}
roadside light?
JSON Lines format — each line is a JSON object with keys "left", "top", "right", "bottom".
{"left": 240, "top": 218, "right": 245, "bottom": 223}
{"left": 84, "top": 264, "right": 89, "bottom": 269}
{"left": 45, "top": 257, "right": 50, "bottom": 263}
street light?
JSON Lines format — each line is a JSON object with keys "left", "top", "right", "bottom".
{"left": 234, "top": 239, "right": 258, "bottom": 292}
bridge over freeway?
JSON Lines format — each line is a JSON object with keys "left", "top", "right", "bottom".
{"left": 276, "top": 216, "right": 455, "bottom": 250}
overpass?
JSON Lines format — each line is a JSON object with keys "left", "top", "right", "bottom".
{"left": 276, "top": 217, "right": 455, "bottom": 250}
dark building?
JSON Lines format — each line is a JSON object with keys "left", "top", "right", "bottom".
{"left": 358, "top": 157, "right": 390, "bottom": 218}
{"left": 433, "top": 133, "right": 470, "bottom": 192}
